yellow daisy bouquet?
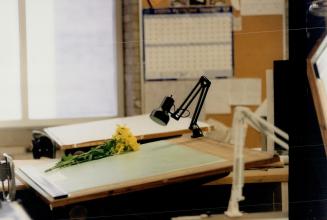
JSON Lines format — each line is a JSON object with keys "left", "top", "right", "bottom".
{"left": 45, "top": 125, "right": 140, "bottom": 172}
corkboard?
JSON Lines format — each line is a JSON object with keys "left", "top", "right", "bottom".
{"left": 141, "top": 1, "right": 284, "bottom": 148}
{"left": 210, "top": 15, "right": 284, "bottom": 148}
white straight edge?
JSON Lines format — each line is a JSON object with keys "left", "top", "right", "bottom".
{"left": 283, "top": 0, "right": 289, "bottom": 60}
{"left": 116, "top": 0, "right": 125, "bottom": 117}
{"left": 139, "top": 0, "right": 145, "bottom": 114}
{"left": 266, "top": 69, "right": 275, "bottom": 153}
{"left": 18, "top": 0, "right": 29, "bottom": 123}
{"left": 281, "top": 181, "right": 289, "bottom": 212}
{"left": 17, "top": 166, "right": 68, "bottom": 200}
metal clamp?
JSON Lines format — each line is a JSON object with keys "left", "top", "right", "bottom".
{"left": 32, "top": 130, "right": 57, "bottom": 159}
{"left": 0, "top": 153, "right": 16, "bottom": 202}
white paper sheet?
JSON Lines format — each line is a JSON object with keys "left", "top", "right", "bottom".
{"left": 240, "top": 0, "right": 284, "bottom": 16}
{"left": 233, "top": 16, "right": 242, "bottom": 31}
{"left": 230, "top": 78, "right": 262, "bottom": 105}
{"left": 205, "top": 79, "right": 231, "bottom": 114}
{"left": 231, "top": 0, "right": 241, "bottom": 10}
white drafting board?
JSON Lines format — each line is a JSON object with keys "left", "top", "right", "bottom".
{"left": 44, "top": 114, "right": 211, "bottom": 149}
{"left": 18, "top": 140, "right": 226, "bottom": 199}
{"left": 143, "top": 7, "right": 233, "bottom": 80}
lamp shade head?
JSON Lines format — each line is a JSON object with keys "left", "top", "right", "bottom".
{"left": 150, "top": 96, "right": 175, "bottom": 126}
{"left": 150, "top": 109, "right": 170, "bottom": 125}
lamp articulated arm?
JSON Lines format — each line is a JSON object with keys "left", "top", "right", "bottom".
{"left": 225, "top": 106, "right": 289, "bottom": 217}
{"left": 171, "top": 76, "right": 211, "bottom": 138}
{"left": 150, "top": 75, "right": 211, "bottom": 138}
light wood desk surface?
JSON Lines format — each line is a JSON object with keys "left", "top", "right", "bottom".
{"left": 206, "top": 166, "right": 288, "bottom": 185}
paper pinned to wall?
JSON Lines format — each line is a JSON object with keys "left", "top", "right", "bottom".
{"left": 205, "top": 79, "right": 231, "bottom": 114}
{"left": 230, "top": 78, "right": 262, "bottom": 105}
{"left": 233, "top": 16, "right": 242, "bottom": 31}
{"left": 145, "top": 78, "right": 262, "bottom": 115}
{"left": 240, "top": 0, "right": 284, "bottom": 16}
{"left": 231, "top": 0, "right": 241, "bottom": 11}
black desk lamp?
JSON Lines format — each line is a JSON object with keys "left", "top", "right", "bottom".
{"left": 150, "top": 76, "right": 211, "bottom": 138}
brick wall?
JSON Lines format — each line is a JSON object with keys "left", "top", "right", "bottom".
{"left": 122, "top": 0, "right": 142, "bottom": 115}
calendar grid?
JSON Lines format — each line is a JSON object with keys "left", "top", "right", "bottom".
{"left": 143, "top": 7, "right": 233, "bottom": 80}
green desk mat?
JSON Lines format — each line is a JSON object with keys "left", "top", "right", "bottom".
{"left": 20, "top": 140, "right": 226, "bottom": 195}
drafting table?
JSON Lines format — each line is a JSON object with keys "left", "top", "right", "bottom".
{"left": 16, "top": 137, "right": 277, "bottom": 208}
{"left": 43, "top": 114, "right": 211, "bottom": 150}
{"left": 207, "top": 166, "right": 289, "bottom": 212}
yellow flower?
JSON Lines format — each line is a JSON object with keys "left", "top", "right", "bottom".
{"left": 112, "top": 124, "right": 139, "bottom": 153}
{"left": 115, "top": 142, "right": 125, "bottom": 154}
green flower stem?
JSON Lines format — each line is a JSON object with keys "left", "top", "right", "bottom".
{"left": 45, "top": 125, "right": 140, "bottom": 173}
{"left": 45, "top": 140, "right": 119, "bottom": 172}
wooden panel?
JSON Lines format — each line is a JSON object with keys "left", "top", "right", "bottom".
{"left": 16, "top": 137, "right": 277, "bottom": 207}
{"left": 206, "top": 166, "right": 288, "bottom": 185}
{"left": 207, "top": 15, "right": 283, "bottom": 148}
{"left": 307, "top": 36, "right": 327, "bottom": 157}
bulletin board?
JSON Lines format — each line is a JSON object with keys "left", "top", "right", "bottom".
{"left": 218, "top": 13, "right": 284, "bottom": 148}
{"left": 142, "top": 0, "right": 285, "bottom": 148}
